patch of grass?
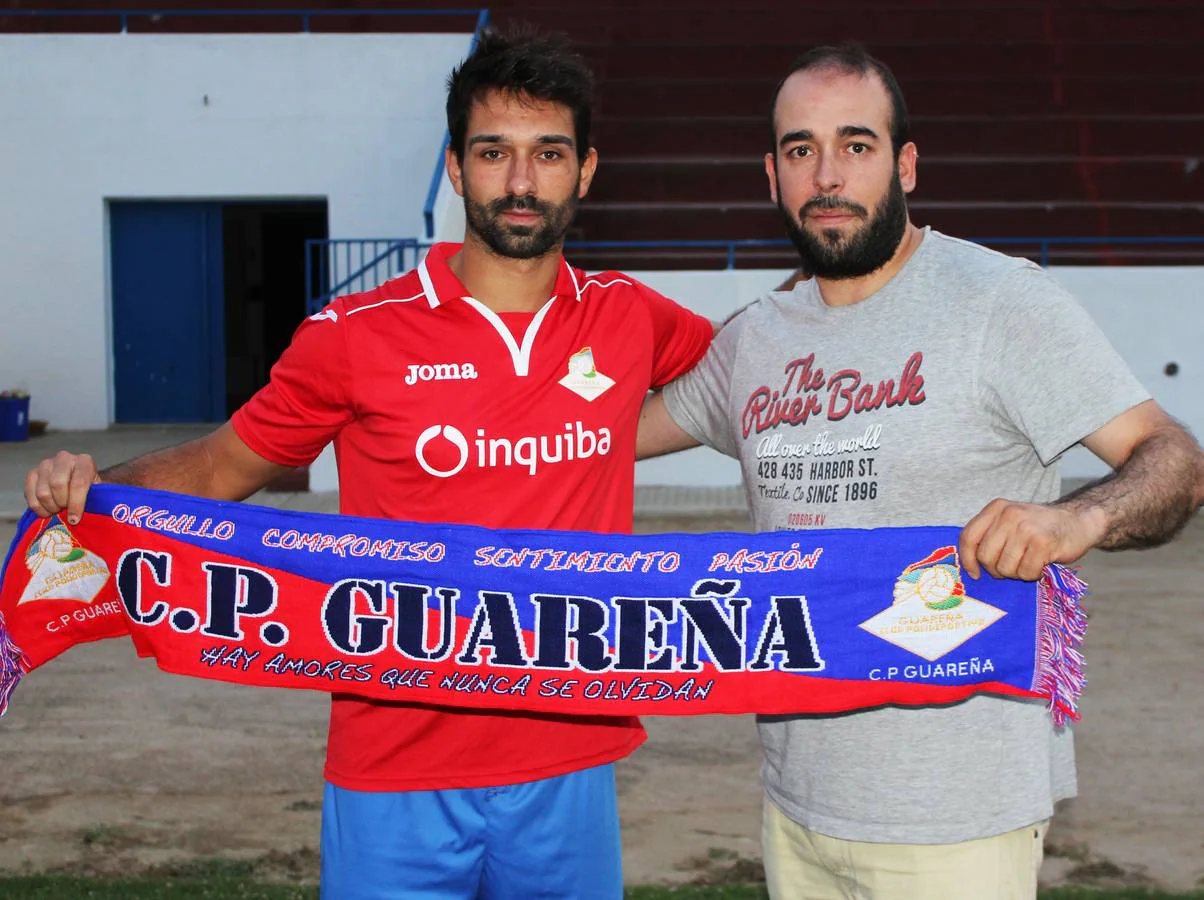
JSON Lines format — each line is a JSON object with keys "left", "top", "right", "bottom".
{"left": 627, "top": 889, "right": 769, "bottom": 900}
{"left": 251, "top": 848, "right": 321, "bottom": 880}
{"left": 1046, "top": 839, "right": 1094, "bottom": 862}
{"left": 145, "top": 858, "right": 257, "bottom": 880}
{"left": 1063, "top": 859, "right": 1150, "bottom": 883}
{"left": 78, "top": 824, "right": 132, "bottom": 849}
{"left": 0, "top": 877, "right": 316, "bottom": 899}
{"left": 1042, "top": 890, "right": 1204, "bottom": 900}
{"left": 628, "top": 892, "right": 1204, "bottom": 900}
{"left": 675, "top": 848, "right": 765, "bottom": 887}
{"left": 0, "top": 875, "right": 1202, "bottom": 900}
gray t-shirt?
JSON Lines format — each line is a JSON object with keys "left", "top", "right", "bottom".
{"left": 664, "top": 228, "right": 1150, "bottom": 844}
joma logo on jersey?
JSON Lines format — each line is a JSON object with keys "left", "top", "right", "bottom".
{"left": 405, "top": 362, "right": 479, "bottom": 386}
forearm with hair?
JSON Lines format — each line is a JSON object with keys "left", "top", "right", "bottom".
{"left": 99, "top": 441, "right": 220, "bottom": 497}
{"left": 1056, "top": 426, "right": 1203, "bottom": 551}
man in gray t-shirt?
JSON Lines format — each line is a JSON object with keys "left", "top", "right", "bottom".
{"left": 638, "top": 44, "right": 1203, "bottom": 900}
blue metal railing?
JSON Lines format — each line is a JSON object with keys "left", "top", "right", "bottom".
{"left": 305, "top": 235, "right": 1204, "bottom": 313}
{"left": 564, "top": 239, "right": 791, "bottom": 271}
{"left": 973, "top": 235, "right": 1204, "bottom": 268}
{"left": 574, "top": 235, "right": 1204, "bottom": 271}
{"left": 566, "top": 236, "right": 1204, "bottom": 270}
{"left": 423, "top": 9, "right": 492, "bottom": 239}
{"left": 305, "top": 238, "right": 421, "bottom": 315}
{"left": 1, "top": 8, "right": 486, "bottom": 34}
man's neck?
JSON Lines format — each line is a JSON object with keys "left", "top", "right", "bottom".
{"left": 817, "top": 222, "right": 924, "bottom": 308}
{"left": 447, "top": 234, "right": 563, "bottom": 313}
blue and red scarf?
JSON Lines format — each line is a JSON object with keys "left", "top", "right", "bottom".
{"left": 0, "top": 485, "right": 1087, "bottom": 724}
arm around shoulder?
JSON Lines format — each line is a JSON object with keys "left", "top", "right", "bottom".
{"left": 636, "top": 391, "right": 701, "bottom": 460}
{"left": 637, "top": 282, "right": 716, "bottom": 387}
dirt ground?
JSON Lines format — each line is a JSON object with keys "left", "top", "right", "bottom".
{"left": 1, "top": 510, "right": 1201, "bottom": 890}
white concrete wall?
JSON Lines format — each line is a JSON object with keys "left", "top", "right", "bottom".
{"left": 431, "top": 146, "right": 467, "bottom": 243}
{"left": 1052, "top": 267, "right": 1203, "bottom": 479}
{"left": 0, "top": 33, "right": 470, "bottom": 429}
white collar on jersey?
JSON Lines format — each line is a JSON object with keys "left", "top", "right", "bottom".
{"left": 414, "top": 243, "right": 584, "bottom": 377}
{"left": 416, "top": 243, "right": 584, "bottom": 310}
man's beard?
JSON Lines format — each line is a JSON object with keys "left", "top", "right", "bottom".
{"left": 463, "top": 182, "right": 579, "bottom": 260}
{"left": 779, "top": 171, "right": 908, "bottom": 279}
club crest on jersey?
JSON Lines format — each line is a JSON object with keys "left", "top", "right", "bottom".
{"left": 858, "top": 546, "right": 1005, "bottom": 661}
{"left": 18, "top": 522, "right": 111, "bottom": 606}
{"left": 558, "top": 347, "right": 615, "bottom": 402}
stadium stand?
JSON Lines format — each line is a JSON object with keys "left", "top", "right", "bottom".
{"left": 4, "top": 0, "right": 1202, "bottom": 268}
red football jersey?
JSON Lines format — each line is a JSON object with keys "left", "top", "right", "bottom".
{"left": 232, "top": 242, "right": 713, "bottom": 790}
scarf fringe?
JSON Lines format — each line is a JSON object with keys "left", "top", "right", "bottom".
{"left": 1035, "top": 564, "right": 1089, "bottom": 726}
{"left": 0, "top": 611, "right": 27, "bottom": 717}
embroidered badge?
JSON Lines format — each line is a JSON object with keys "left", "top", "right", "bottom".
{"left": 558, "top": 347, "right": 615, "bottom": 402}
{"left": 859, "top": 546, "right": 1005, "bottom": 661}
{"left": 18, "top": 523, "right": 110, "bottom": 606}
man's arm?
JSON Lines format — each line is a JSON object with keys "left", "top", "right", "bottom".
{"left": 959, "top": 400, "right": 1204, "bottom": 580}
{"left": 25, "top": 423, "right": 290, "bottom": 525}
{"left": 636, "top": 392, "right": 701, "bottom": 460}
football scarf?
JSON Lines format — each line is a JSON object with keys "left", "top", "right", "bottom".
{"left": 0, "top": 485, "right": 1087, "bottom": 724}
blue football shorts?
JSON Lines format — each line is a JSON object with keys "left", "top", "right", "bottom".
{"left": 319, "top": 763, "right": 622, "bottom": 899}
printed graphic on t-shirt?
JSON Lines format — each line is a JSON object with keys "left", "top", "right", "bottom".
{"left": 742, "top": 351, "right": 926, "bottom": 529}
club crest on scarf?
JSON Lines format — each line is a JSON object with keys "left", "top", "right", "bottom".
{"left": 18, "top": 522, "right": 111, "bottom": 606}
{"left": 859, "top": 546, "right": 1006, "bottom": 662}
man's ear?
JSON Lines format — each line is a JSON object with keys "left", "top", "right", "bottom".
{"left": 446, "top": 145, "right": 465, "bottom": 198}
{"left": 898, "top": 141, "right": 918, "bottom": 194}
{"left": 765, "top": 152, "right": 780, "bottom": 204}
{"left": 578, "top": 147, "right": 599, "bottom": 199}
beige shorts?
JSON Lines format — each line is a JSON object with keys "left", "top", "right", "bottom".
{"left": 762, "top": 799, "right": 1049, "bottom": 900}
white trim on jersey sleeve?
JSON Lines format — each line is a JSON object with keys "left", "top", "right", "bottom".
{"left": 566, "top": 262, "right": 584, "bottom": 301}
{"left": 345, "top": 292, "right": 426, "bottom": 316}
{"left": 565, "top": 263, "right": 632, "bottom": 298}
{"left": 417, "top": 256, "right": 441, "bottom": 308}
{"left": 579, "top": 275, "right": 634, "bottom": 292}
{"left": 461, "top": 296, "right": 557, "bottom": 377}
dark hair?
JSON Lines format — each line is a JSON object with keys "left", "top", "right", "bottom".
{"left": 768, "top": 43, "right": 910, "bottom": 156}
{"left": 446, "top": 27, "right": 594, "bottom": 164}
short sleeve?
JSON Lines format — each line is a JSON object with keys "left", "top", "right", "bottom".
{"left": 662, "top": 312, "right": 746, "bottom": 458}
{"left": 230, "top": 306, "right": 355, "bottom": 467}
{"left": 979, "top": 265, "right": 1151, "bottom": 465}
{"left": 639, "top": 283, "right": 715, "bottom": 387}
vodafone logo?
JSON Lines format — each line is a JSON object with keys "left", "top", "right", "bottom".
{"left": 414, "top": 421, "right": 612, "bottom": 479}
{"left": 415, "top": 425, "right": 470, "bottom": 478}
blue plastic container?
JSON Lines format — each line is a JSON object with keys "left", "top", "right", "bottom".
{"left": 0, "top": 396, "right": 30, "bottom": 442}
